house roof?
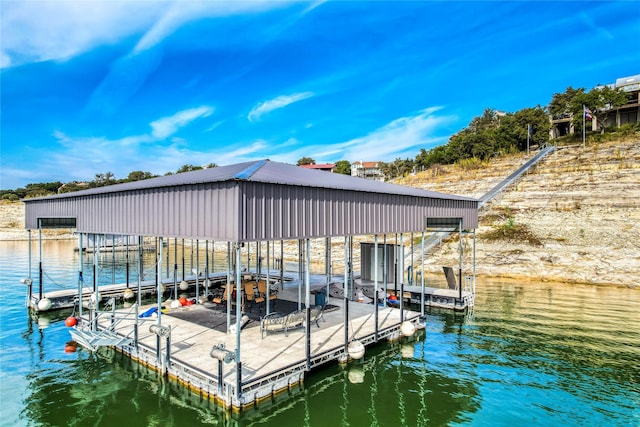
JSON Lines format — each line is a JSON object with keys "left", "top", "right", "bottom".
{"left": 299, "top": 163, "right": 335, "bottom": 169}
{"left": 352, "top": 161, "right": 380, "bottom": 168}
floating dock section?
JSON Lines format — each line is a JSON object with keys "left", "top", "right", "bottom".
{"left": 70, "top": 290, "right": 421, "bottom": 411}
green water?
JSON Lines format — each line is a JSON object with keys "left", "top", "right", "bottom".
{"left": 1, "top": 240, "right": 639, "bottom": 426}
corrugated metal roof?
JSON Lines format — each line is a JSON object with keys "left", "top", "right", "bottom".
{"left": 249, "top": 161, "right": 474, "bottom": 201}
{"left": 26, "top": 161, "right": 256, "bottom": 201}
{"left": 26, "top": 160, "right": 475, "bottom": 203}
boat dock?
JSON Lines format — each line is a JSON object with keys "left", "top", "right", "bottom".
{"left": 22, "top": 159, "right": 480, "bottom": 412}
{"left": 71, "top": 285, "right": 421, "bottom": 410}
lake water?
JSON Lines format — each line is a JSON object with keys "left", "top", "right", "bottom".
{"left": 0, "top": 240, "right": 638, "bottom": 426}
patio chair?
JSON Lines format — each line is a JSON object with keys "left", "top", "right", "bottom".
{"left": 244, "top": 283, "right": 264, "bottom": 313}
{"left": 212, "top": 285, "right": 232, "bottom": 307}
{"left": 257, "top": 280, "right": 277, "bottom": 308}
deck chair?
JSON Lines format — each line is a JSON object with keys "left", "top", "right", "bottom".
{"left": 212, "top": 285, "right": 232, "bottom": 307}
{"left": 257, "top": 280, "right": 277, "bottom": 308}
{"left": 245, "top": 283, "right": 265, "bottom": 312}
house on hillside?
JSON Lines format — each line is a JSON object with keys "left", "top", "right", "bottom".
{"left": 603, "top": 75, "right": 640, "bottom": 128}
{"left": 351, "top": 161, "right": 384, "bottom": 181}
{"left": 299, "top": 163, "right": 335, "bottom": 172}
{"left": 551, "top": 74, "right": 640, "bottom": 137}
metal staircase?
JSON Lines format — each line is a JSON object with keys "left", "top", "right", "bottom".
{"left": 406, "top": 145, "right": 556, "bottom": 261}
{"left": 69, "top": 299, "right": 135, "bottom": 351}
{"left": 70, "top": 327, "right": 132, "bottom": 352}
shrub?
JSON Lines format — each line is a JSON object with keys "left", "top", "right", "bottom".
{"left": 2, "top": 193, "right": 19, "bottom": 201}
{"left": 455, "top": 157, "right": 486, "bottom": 170}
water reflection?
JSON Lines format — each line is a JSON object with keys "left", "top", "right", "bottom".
{"left": 4, "top": 239, "right": 232, "bottom": 296}
{"left": 234, "top": 332, "right": 480, "bottom": 427}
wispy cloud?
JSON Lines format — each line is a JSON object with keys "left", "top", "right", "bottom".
{"left": 85, "top": 47, "right": 164, "bottom": 116}
{"left": 1, "top": 1, "right": 297, "bottom": 69}
{"left": 44, "top": 106, "right": 214, "bottom": 180}
{"left": 150, "top": 106, "right": 213, "bottom": 139}
{"left": 248, "top": 92, "right": 314, "bottom": 122}
{"left": 337, "top": 107, "right": 453, "bottom": 160}
{"left": 83, "top": 1, "right": 301, "bottom": 116}
{"left": 0, "top": 2, "right": 164, "bottom": 68}
{"left": 134, "top": 1, "right": 295, "bottom": 54}
{"left": 267, "top": 107, "right": 455, "bottom": 164}
{"left": 578, "top": 11, "right": 614, "bottom": 40}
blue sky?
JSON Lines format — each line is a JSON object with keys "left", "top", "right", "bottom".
{"left": 1, "top": 1, "right": 638, "bottom": 189}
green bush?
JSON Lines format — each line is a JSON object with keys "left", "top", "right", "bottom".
{"left": 456, "top": 157, "right": 486, "bottom": 170}
{"left": 2, "top": 193, "right": 19, "bottom": 201}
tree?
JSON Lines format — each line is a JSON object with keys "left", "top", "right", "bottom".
{"left": 415, "top": 146, "right": 449, "bottom": 170}
{"left": 204, "top": 163, "right": 218, "bottom": 169}
{"left": 58, "top": 182, "right": 89, "bottom": 193}
{"left": 2, "top": 193, "right": 19, "bottom": 201}
{"left": 379, "top": 158, "right": 414, "bottom": 179}
{"left": 176, "top": 164, "right": 202, "bottom": 173}
{"left": 296, "top": 157, "right": 315, "bottom": 166}
{"left": 334, "top": 160, "right": 351, "bottom": 175}
{"left": 92, "top": 172, "right": 116, "bottom": 187}
{"left": 577, "top": 86, "right": 628, "bottom": 133}
{"left": 510, "top": 106, "right": 551, "bottom": 150}
{"left": 126, "top": 171, "right": 154, "bottom": 182}
{"left": 469, "top": 108, "right": 501, "bottom": 132}
{"left": 549, "top": 86, "right": 585, "bottom": 120}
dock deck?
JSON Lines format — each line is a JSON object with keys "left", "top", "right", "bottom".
{"left": 81, "top": 288, "right": 420, "bottom": 410}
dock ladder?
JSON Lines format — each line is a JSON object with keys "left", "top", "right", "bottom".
{"left": 69, "top": 298, "right": 135, "bottom": 351}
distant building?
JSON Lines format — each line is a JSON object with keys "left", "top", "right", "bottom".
{"left": 603, "top": 74, "right": 640, "bottom": 128}
{"left": 351, "top": 161, "right": 384, "bottom": 181}
{"left": 551, "top": 74, "right": 640, "bottom": 137}
{"left": 299, "top": 163, "right": 335, "bottom": 172}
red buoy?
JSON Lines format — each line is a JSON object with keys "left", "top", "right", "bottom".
{"left": 65, "top": 316, "right": 77, "bottom": 327}
{"left": 389, "top": 294, "right": 397, "bottom": 301}
{"left": 64, "top": 341, "right": 77, "bottom": 353}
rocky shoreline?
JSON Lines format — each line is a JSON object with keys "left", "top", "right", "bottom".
{"left": 3, "top": 139, "right": 638, "bottom": 288}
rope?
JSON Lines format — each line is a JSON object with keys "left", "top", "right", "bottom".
{"left": 41, "top": 270, "right": 71, "bottom": 289}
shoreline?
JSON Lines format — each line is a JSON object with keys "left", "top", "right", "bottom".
{"left": 1, "top": 229, "right": 635, "bottom": 289}
{"left": 0, "top": 230, "right": 76, "bottom": 241}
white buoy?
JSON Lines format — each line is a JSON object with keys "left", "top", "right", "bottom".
{"left": 401, "top": 343, "right": 414, "bottom": 359}
{"left": 401, "top": 321, "right": 416, "bottom": 337}
{"left": 179, "top": 280, "right": 189, "bottom": 291}
{"left": 348, "top": 340, "right": 365, "bottom": 360}
{"left": 37, "top": 298, "right": 52, "bottom": 311}
{"left": 37, "top": 316, "right": 50, "bottom": 329}
{"left": 86, "top": 292, "right": 101, "bottom": 309}
{"left": 123, "top": 288, "right": 135, "bottom": 300}
{"left": 348, "top": 367, "right": 365, "bottom": 384}
{"left": 170, "top": 300, "right": 181, "bottom": 309}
